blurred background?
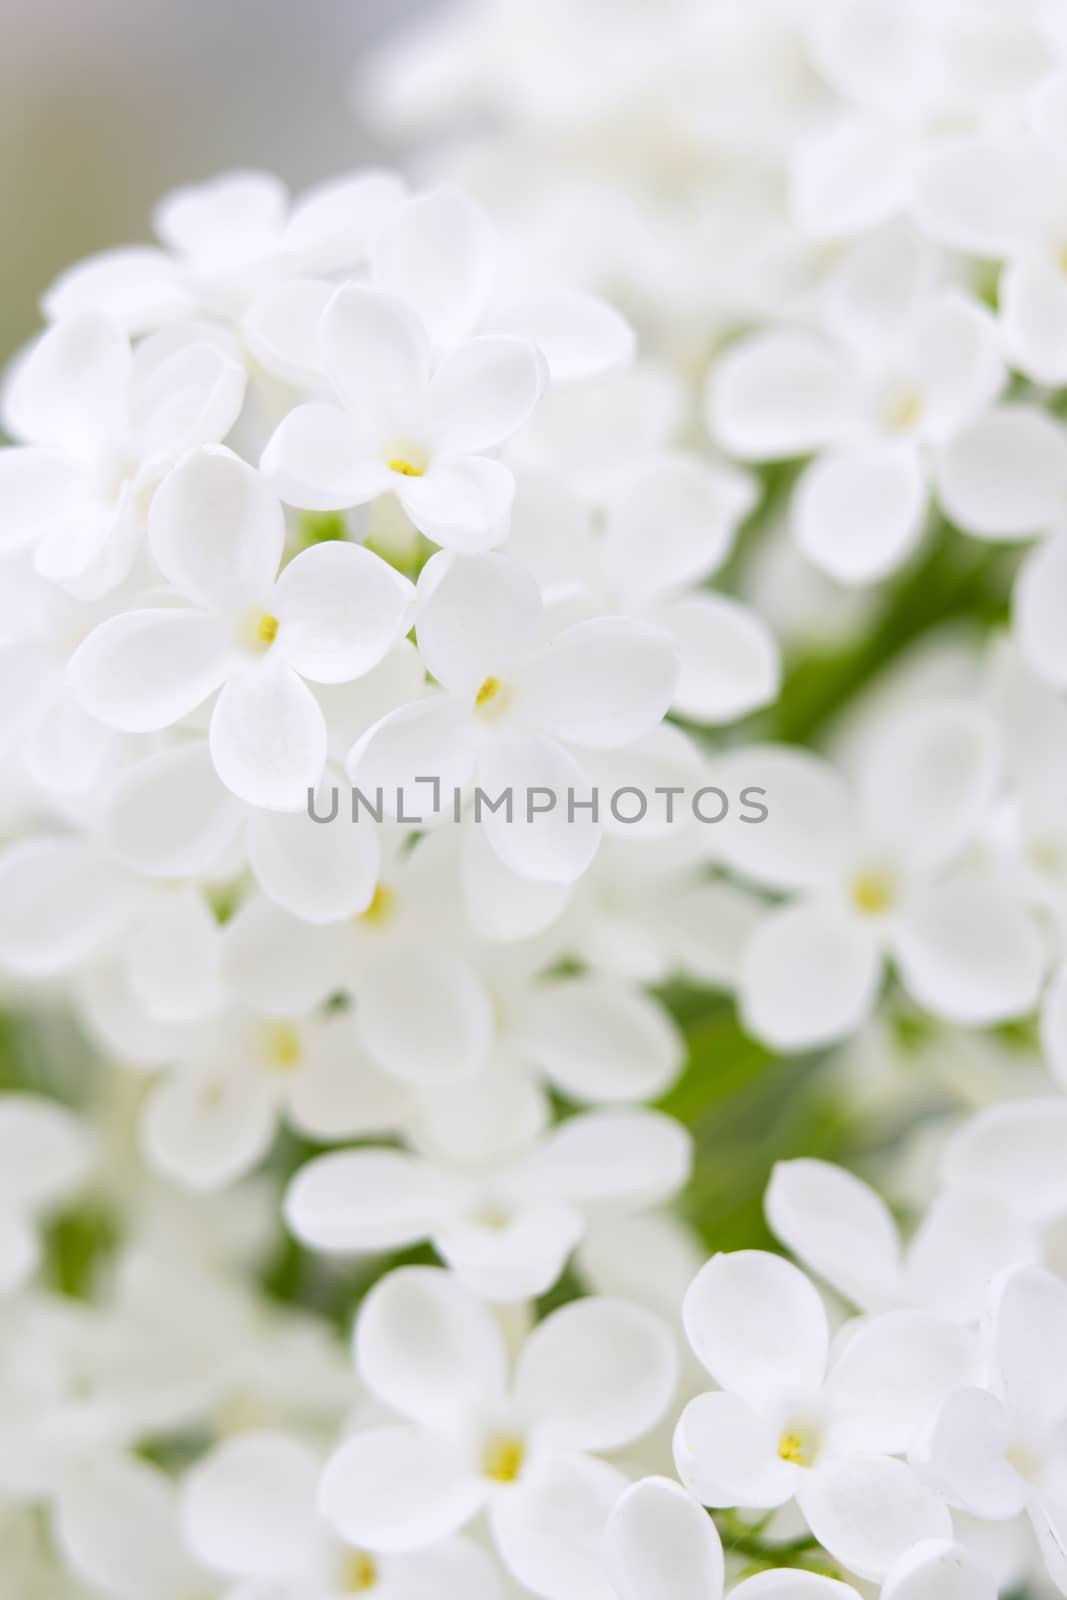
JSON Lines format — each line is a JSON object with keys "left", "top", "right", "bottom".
{"left": 0, "top": 0, "right": 431, "bottom": 363}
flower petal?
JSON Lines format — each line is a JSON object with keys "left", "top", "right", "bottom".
{"left": 489, "top": 1452, "right": 626, "bottom": 1600}
{"left": 476, "top": 730, "right": 602, "bottom": 884}
{"left": 0, "top": 1094, "right": 93, "bottom": 1213}
{"left": 104, "top": 743, "right": 244, "bottom": 880}
{"left": 415, "top": 549, "right": 543, "bottom": 698}
{"left": 792, "top": 442, "right": 927, "bottom": 587}
{"left": 1015, "top": 528, "right": 1067, "bottom": 689}
{"left": 1001, "top": 255, "right": 1067, "bottom": 386}
{"left": 656, "top": 593, "right": 780, "bottom": 723}
{"left": 148, "top": 446, "right": 284, "bottom": 611}
{"left": 490, "top": 291, "right": 634, "bottom": 382}
{"left": 935, "top": 405, "right": 1067, "bottom": 541}
{"left": 796, "top": 1457, "right": 951, "bottom": 1584}
{"left": 740, "top": 902, "right": 882, "bottom": 1052}
{"left": 673, "top": 1390, "right": 796, "bottom": 1510}
{"left": 941, "top": 1098, "right": 1067, "bottom": 1224}
{"left": 141, "top": 1065, "right": 278, "bottom": 1192}
{"left": 913, "top": 139, "right": 1056, "bottom": 256}
{"left": 284, "top": 1149, "right": 457, "bottom": 1253}
{"left": 924, "top": 1388, "right": 1024, "bottom": 1520}
{"left": 707, "top": 330, "right": 854, "bottom": 461}
{"left": 892, "top": 875, "right": 1043, "bottom": 1027}
{"left": 355, "top": 1265, "right": 507, "bottom": 1425}
{"left": 181, "top": 1431, "right": 321, "bottom": 1581}
{"left": 714, "top": 745, "right": 856, "bottom": 891}
{"left": 395, "top": 455, "right": 514, "bottom": 552}
{"left": 319, "top": 1424, "right": 486, "bottom": 1553}
{"left": 881, "top": 1540, "right": 998, "bottom": 1600}
{"left": 209, "top": 661, "right": 328, "bottom": 810}
{"left": 682, "top": 1250, "right": 829, "bottom": 1407}
{"left": 520, "top": 1110, "right": 692, "bottom": 1212}
{"left": 356, "top": 938, "right": 492, "bottom": 1086}
{"left": 246, "top": 786, "right": 380, "bottom": 923}
{"left": 261, "top": 401, "right": 391, "bottom": 511}
{"left": 0, "top": 837, "right": 135, "bottom": 979}
{"left": 273, "top": 539, "right": 413, "bottom": 683}
{"left": 430, "top": 336, "right": 546, "bottom": 457}
{"left": 220, "top": 896, "right": 344, "bottom": 1016}
{"left": 4, "top": 312, "right": 130, "bottom": 458}
{"left": 371, "top": 186, "right": 497, "bottom": 348}
{"left": 0, "top": 447, "right": 88, "bottom": 554}
{"left": 765, "top": 1159, "right": 901, "bottom": 1314}
{"left": 515, "top": 975, "right": 684, "bottom": 1102}
{"left": 824, "top": 1310, "right": 971, "bottom": 1455}
{"left": 603, "top": 452, "right": 756, "bottom": 606}
{"left": 605, "top": 1476, "right": 726, "bottom": 1600}
{"left": 518, "top": 618, "right": 678, "bottom": 750}
{"left": 280, "top": 169, "right": 408, "bottom": 273}
{"left": 346, "top": 695, "right": 479, "bottom": 822}
{"left": 43, "top": 247, "right": 190, "bottom": 334}
{"left": 320, "top": 281, "right": 431, "bottom": 432}
{"left": 70, "top": 608, "right": 230, "bottom": 733}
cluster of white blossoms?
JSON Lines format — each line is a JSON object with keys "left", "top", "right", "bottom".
{"left": 5, "top": 0, "right": 1067, "bottom": 1595}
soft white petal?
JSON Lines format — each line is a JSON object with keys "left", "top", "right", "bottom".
{"left": 105, "top": 742, "right": 244, "bottom": 879}
{"left": 357, "top": 938, "right": 492, "bottom": 1086}
{"left": 4, "top": 312, "right": 130, "bottom": 458}
{"left": 320, "top": 282, "right": 431, "bottom": 432}
{"left": 0, "top": 1094, "right": 93, "bottom": 1213}
{"left": 155, "top": 169, "right": 287, "bottom": 264}
{"left": 714, "top": 746, "right": 856, "bottom": 891}
{"left": 356, "top": 1265, "right": 507, "bottom": 1425}
{"left": 284, "top": 1149, "right": 457, "bottom": 1253}
{"left": 43, "top": 247, "right": 190, "bottom": 334}
{"left": 515, "top": 975, "right": 683, "bottom": 1102}
{"left": 795, "top": 1456, "right": 952, "bottom": 1584}
{"left": 881, "top": 1540, "right": 998, "bottom": 1600}
{"left": 371, "top": 186, "right": 497, "bottom": 348}
{"left": 1001, "top": 255, "right": 1067, "bottom": 386}
{"left": 141, "top": 1066, "right": 278, "bottom": 1191}
{"left": 395, "top": 455, "right": 514, "bottom": 552}
{"left": 731, "top": 1574, "right": 861, "bottom": 1600}
{"left": 892, "top": 875, "right": 1043, "bottom": 1027}
{"left": 912, "top": 291, "right": 1004, "bottom": 437}
{"left": 436, "top": 1207, "right": 584, "bottom": 1303}
{"left": 905, "top": 1190, "right": 1039, "bottom": 1323}
{"left": 273, "top": 539, "right": 413, "bottom": 683}
{"left": 521, "top": 1110, "right": 691, "bottom": 1213}
{"left": 1015, "top": 529, "right": 1067, "bottom": 689}
{"left": 133, "top": 333, "right": 245, "bottom": 469}
{"left": 682, "top": 1250, "right": 829, "bottom": 1407}
{"left": 319, "top": 1424, "right": 486, "bottom": 1552}
{"left": 280, "top": 169, "right": 408, "bottom": 273}
{"left": 707, "top": 330, "right": 854, "bottom": 461}
{"left": 673, "top": 1390, "right": 796, "bottom": 1510}
{"left": 935, "top": 405, "right": 1067, "bottom": 541}
{"left": 790, "top": 115, "right": 911, "bottom": 239}
{"left": 913, "top": 139, "right": 1056, "bottom": 256}
{"left": 261, "top": 401, "right": 392, "bottom": 511}
{"left": 792, "top": 442, "right": 927, "bottom": 586}
{"left": 246, "top": 787, "right": 380, "bottom": 922}
{"left": 765, "top": 1159, "right": 901, "bottom": 1313}
{"left": 346, "top": 695, "right": 479, "bottom": 822}
{"left": 0, "top": 837, "right": 135, "bottom": 979}
{"left": 415, "top": 549, "right": 543, "bottom": 697}
{"left": 0, "top": 447, "right": 87, "bottom": 553}
{"left": 461, "top": 821, "right": 573, "bottom": 941}
{"left": 181, "top": 1431, "right": 321, "bottom": 1581}
{"left": 70, "top": 608, "right": 230, "bottom": 732}
{"left": 741, "top": 903, "right": 882, "bottom": 1052}
{"left": 122, "top": 888, "right": 223, "bottom": 1024}
{"left": 491, "top": 291, "right": 634, "bottom": 382}
{"left": 242, "top": 278, "right": 333, "bottom": 385}
{"left": 514, "top": 1296, "right": 677, "bottom": 1452}
{"left": 430, "top": 336, "right": 546, "bottom": 457}
{"left": 221, "top": 896, "right": 343, "bottom": 1016}
{"left": 148, "top": 446, "right": 284, "bottom": 611}
{"left": 518, "top": 618, "right": 678, "bottom": 750}
{"left": 604, "top": 1476, "right": 725, "bottom": 1600}
{"left": 55, "top": 1453, "right": 202, "bottom": 1600}
{"left": 825, "top": 1310, "right": 971, "bottom": 1455}
{"left": 209, "top": 661, "right": 328, "bottom": 810}
{"left": 657, "top": 592, "right": 781, "bottom": 723}
{"left": 476, "top": 731, "right": 602, "bottom": 884}
{"left": 992, "top": 1266, "right": 1067, "bottom": 1437}
{"left": 859, "top": 700, "right": 1000, "bottom": 870}
{"left": 941, "top": 1098, "right": 1067, "bottom": 1224}
{"left": 489, "top": 1452, "right": 626, "bottom": 1600}
{"left": 285, "top": 1017, "right": 410, "bottom": 1142}
{"left": 924, "top": 1388, "right": 1024, "bottom": 1520}
{"left": 603, "top": 452, "right": 755, "bottom": 606}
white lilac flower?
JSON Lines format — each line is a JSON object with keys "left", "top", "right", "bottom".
{"left": 924, "top": 1266, "right": 1067, "bottom": 1596}
{"left": 674, "top": 1250, "right": 966, "bottom": 1581}
{"left": 0, "top": 1095, "right": 93, "bottom": 1295}
{"left": 766, "top": 1157, "right": 1040, "bottom": 1321}
{"left": 506, "top": 455, "right": 779, "bottom": 725}
{"left": 261, "top": 279, "right": 547, "bottom": 553}
{"left": 319, "top": 1266, "right": 677, "bottom": 1600}
{"left": 43, "top": 167, "right": 409, "bottom": 336}
{"left": 605, "top": 1475, "right": 996, "bottom": 1600}
{"left": 0, "top": 314, "right": 245, "bottom": 595}
{"left": 284, "top": 1109, "right": 691, "bottom": 1301}
{"left": 181, "top": 1428, "right": 509, "bottom": 1600}
{"left": 348, "top": 550, "right": 679, "bottom": 883}
{"left": 718, "top": 701, "right": 1044, "bottom": 1050}
{"left": 707, "top": 288, "right": 1004, "bottom": 585}
{"left": 69, "top": 447, "right": 414, "bottom": 810}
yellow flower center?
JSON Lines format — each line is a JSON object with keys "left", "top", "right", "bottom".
{"left": 474, "top": 676, "right": 512, "bottom": 719}
{"left": 237, "top": 607, "right": 280, "bottom": 653}
{"left": 340, "top": 1551, "right": 379, "bottom": 1592}
{"left": 849, "top": 868, "right": 894, "bottom": 917}
{"left": 257, "top": 1021, "right": 302, "bottom": 1071}
{"left": 777, "top": 1430, "right": 815, "bottom": 1467}
{"left": 387, "top": 458, "right": 424, "bottom": 477}
{"left": 885, "top": 388, "right": 924, "bottom": 433}
{"left": 482, "top": 1433, "right": 525, "bottom": 1483}
{"left": 257, "top": 611, "right": 279, "bottom": 644}
{"left": 358, "top": 883, "right": 395, "bottom": 927}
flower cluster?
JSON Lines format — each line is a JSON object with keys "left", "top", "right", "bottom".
{"left": 3, "top": 0, "right": 1067, "bottom": 1594}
